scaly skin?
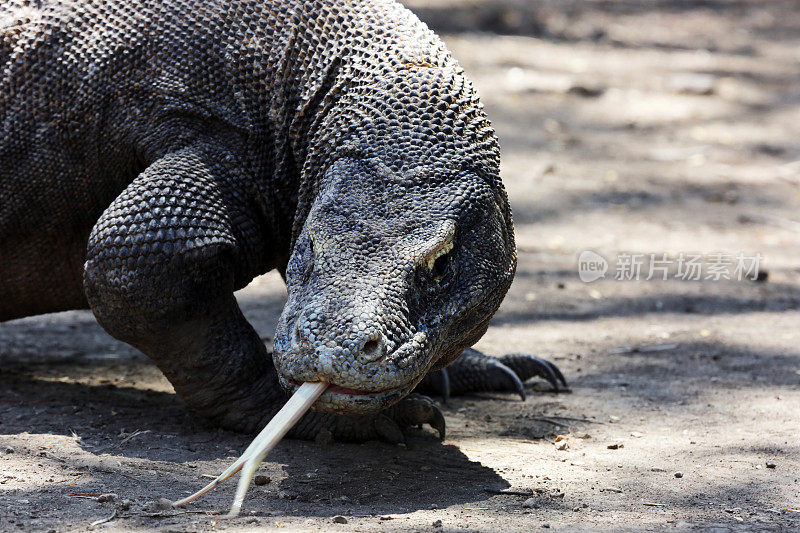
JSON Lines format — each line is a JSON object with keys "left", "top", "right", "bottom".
{"left": 0, "top": 0, "right": 565, "bottom": 442}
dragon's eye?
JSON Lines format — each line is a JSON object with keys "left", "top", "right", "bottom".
{"left": 426, "top": 241, "right": 453, "bottom": 281}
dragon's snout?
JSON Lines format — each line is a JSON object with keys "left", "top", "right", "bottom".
{"left": 290, "top": 307, "right": 389, "bottom": 364}
{"left": 272, "top": 301, "right": 429, "bottom": 414}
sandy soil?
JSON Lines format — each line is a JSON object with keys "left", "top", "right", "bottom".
{"left": 2, "top": 1, "right": 800, "bottom": 531}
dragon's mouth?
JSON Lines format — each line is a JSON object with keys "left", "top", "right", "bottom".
{"left": 288, "top": 379, "right": 388, "bottom": 397}
{"left": 279, "top": 376, "right": 409, "bottom": 414}
{"left": 274, "top": 331, "right": 431, "bottom": 414}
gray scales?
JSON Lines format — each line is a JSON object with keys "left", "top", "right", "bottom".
{"left": 0, "top": 0, "right": 566, "bottom": 443}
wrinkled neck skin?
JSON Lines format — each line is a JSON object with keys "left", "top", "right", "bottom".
{"left": 263, "top": 2, "right": 516, "bottom": 414}
{"left": 235, "top": 0, "right": 457, "bottom": 251}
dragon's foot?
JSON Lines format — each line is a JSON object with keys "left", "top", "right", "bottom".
{"left": 416, "top": 348, "right": 568, "bottom": 402}
{"left": 290, "top": 393, "right": 445, "bottom": 444}
{"left": 498, "top": 352, "right": 567, "bottom": 393}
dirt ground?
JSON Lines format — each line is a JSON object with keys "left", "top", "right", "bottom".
{"left": 2, "top": 1, "right": 800, "bottom": 531}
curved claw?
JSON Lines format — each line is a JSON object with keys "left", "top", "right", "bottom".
{"left": 386, "top": 394, "right": 447, "bottom": 441}
{"left": 430, "top": 405, "right": 446, "bottom": 440}
{"left": 532, "top": 357, "right": 562, "bottom": 391}
{"left": 500, "top": 353, "right": 568, "bottom": 391}
{"left": 415, "top": 350, "right": 567, "bottom": 403}
{"left": 541, "top": 357, "right": 568, "bottom": 388}
{"left": 488, "top": 360, "right": 527, "bottom": 401}
{"left": 548, "top": 359, "right": 568, "bottom": 388}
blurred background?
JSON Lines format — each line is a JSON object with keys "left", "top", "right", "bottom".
{"left": 400, "top": 0, "right": 800, "bottom": 283}
{"left": 394, "top": 0, "right": 800, "bottom": 357}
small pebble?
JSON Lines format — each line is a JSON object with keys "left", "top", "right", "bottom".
{"left": 522, "top": 498, "right": 538, "bottom": 509}
{"left": 766, "top": 461, "right": 776, "bottom": 469}
{"left": 4, "top": 446, "right": 14, "bottom": 454}
{"left": 332, "top": 515, "right": 348, "bottom": 524}
{"left": 254, "top": 475, "right": 271, "bottom": 486}
{"left": 153, "top": 497, "right": 173, "bottom": 510}
{"left": 116, "top": 499, "right": 132, "bottom": 511}
{"left": 542, "top": 523, "right": 551, "bottom": 528}
{"left": 96, "top": 493, "right": 117, "bottom": 503}
{"left": 607, "top": 443, "right": 623, "bottom": 450}
{"left": 433, "top": 519, "right": 443, "bottom": 528}
{"left": 674, "top": 472, "right": 683, "bottom": 478}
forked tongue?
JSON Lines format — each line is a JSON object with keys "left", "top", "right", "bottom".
{"left": 171, "top": 381, "right": 327, "bottom": 517}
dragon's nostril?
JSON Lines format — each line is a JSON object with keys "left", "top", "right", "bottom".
{"left": 362, "top": 339, "right": 380, "bottom": 355}
{"left": 358, "top": 335, "right": 384, "bottom": 362}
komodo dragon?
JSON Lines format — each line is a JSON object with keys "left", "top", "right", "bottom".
{"left": 0, "top": 0, "right": 566, "bottom": 442}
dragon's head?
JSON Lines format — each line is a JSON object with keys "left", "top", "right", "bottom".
{"left": 272, "top": 154, "right": 515, "bottom": 414}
